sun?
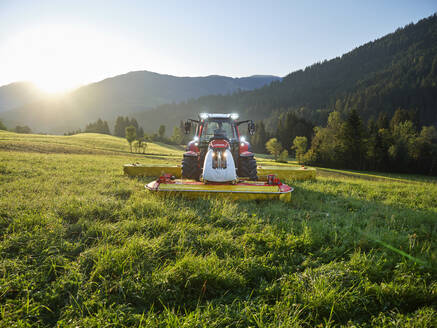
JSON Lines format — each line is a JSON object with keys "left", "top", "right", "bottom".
{"left": 33, "top": 76, "right": 75, "bottom": 94}
{"left": 2, "top": 23, "right": 151, "bottom": 94}
{"left": 33, "top": 74, "right": 79, "bottom": 94}
{"left": 4, "top": 24, "right": 94, "bottom": 94}
{"left": 3, "top": 24, "right": 126, "bottom": 95}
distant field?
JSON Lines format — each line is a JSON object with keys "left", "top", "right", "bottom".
{"left": 0, "top": 131, "right": 183, "bottom": 158}
{"left": 0, "top": 132, "right": 436, "bottom": 327}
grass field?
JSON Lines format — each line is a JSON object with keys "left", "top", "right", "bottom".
{"left": 0, "top": 131, "right": 436, "bottom": 327}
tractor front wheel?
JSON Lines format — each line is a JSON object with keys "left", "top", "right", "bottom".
{"left": 238, "top": 156, "right": 258, "bottom": 180}
{"left": 182, "top": 155, "right": 201, "bottom": 180}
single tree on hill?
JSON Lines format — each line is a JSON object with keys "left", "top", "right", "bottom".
{"left": 125, "top": 125, "right": 137, "bottom": 152}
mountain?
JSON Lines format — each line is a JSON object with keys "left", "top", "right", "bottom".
{"left": 0, "top": 82, "right": 41, "bottom": 113}
{"left": 0, "top": 72, "right": 280, "bottom": 133}
{"left": 68, "top": 72, "right": 281, "bottom": 113}
{"left": 134, "top": 14, "right": 437, "bottom": 133}
{"left": 3, "top": 14, "right": 436, "bottom": 135}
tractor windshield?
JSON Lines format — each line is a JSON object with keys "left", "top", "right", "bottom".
{"left": 201, "top": 120, "right": 235, "bottom": 141}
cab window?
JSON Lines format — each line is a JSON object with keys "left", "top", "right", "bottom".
{"left": 201, "top": 121, "right": 234, "bottom": 140}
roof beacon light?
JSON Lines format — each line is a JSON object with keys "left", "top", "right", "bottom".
{"left": 231, "top": 113, "right": 239, "bottom": 120}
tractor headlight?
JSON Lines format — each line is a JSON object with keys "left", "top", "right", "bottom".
{"left": 231, "top": 113, "right": 239, "bottom": 120}
{"left": 194, "top": 142, "right": 199, "bottom": 146}
{"left": 240, "top": 136, "right": 246, "bottom": 143}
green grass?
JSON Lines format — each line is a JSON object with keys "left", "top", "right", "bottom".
{"left": 0, "top": 131, "right": 183, "bottom": 159}
{"left": 0, "top": 132, "right": 436, "bottom": 327}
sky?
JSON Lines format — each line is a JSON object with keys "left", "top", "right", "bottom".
{"left": 0, "top": 0, "right": 436, "bottom": 93}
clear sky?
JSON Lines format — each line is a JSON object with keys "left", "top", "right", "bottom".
{"left": 0, "top": 0, "right": 436, "bottom": 92}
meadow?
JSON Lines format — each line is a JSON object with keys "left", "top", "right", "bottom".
{"left": 0, "top": 131, "right": 436, "bottom": 327}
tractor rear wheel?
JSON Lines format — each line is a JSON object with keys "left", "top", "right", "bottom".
{"left": 182, "top": 155, "right": 201, "bottom": 180}
{"left": 238, "top": 156, "right": 258, "bottom": 180}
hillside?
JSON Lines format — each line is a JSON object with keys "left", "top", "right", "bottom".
{"left": 135, "top": 14, "right": 437, "bottom": 132}
{"left": 0, "top": 72, "right": 279, "bottom": 134}
{"left": 0, "top": 82, "right": 41, "bottom": 113}
{"left": 0, "top": 131, "right": 436, "bottom": 326}
{"left": 0, "top": 130, "right": 183, "bottom": 158}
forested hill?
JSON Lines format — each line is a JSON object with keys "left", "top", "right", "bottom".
{"left": 136, "top": 14, "right": 437, "bottom": 132}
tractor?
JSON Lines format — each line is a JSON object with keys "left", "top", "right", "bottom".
{"left": 182, "top": 113, "right": 257, "bottom": 182}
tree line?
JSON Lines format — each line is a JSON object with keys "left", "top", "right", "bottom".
{"left": 303, "top": 109, "right": 437, "bottom": 175}
{"left": 251, "top": 112, "right": 314, "bottom": 153}
{"left": 261, "top": 108, "right": 437, "bottom": 175}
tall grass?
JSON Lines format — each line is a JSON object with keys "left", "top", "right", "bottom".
{"left": 0, "top": 132, "right": 436, "bottom": 327}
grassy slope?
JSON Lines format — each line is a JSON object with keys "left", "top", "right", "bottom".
{"left": 0, "top": 132, "right": 436, "bottom": 327}
{"left": 0, "top": 131, "right": 183, "bottom": 157}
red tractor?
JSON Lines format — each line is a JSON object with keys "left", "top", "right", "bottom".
{"left": 182, "top": 113, "right": 257, "bottom": 182}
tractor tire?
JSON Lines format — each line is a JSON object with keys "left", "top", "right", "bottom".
{"left": 238, "top": 156, "right": 258, "bottom": 180}
{"left": 182, "top": 155, "right": 201, "bottom": 180}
